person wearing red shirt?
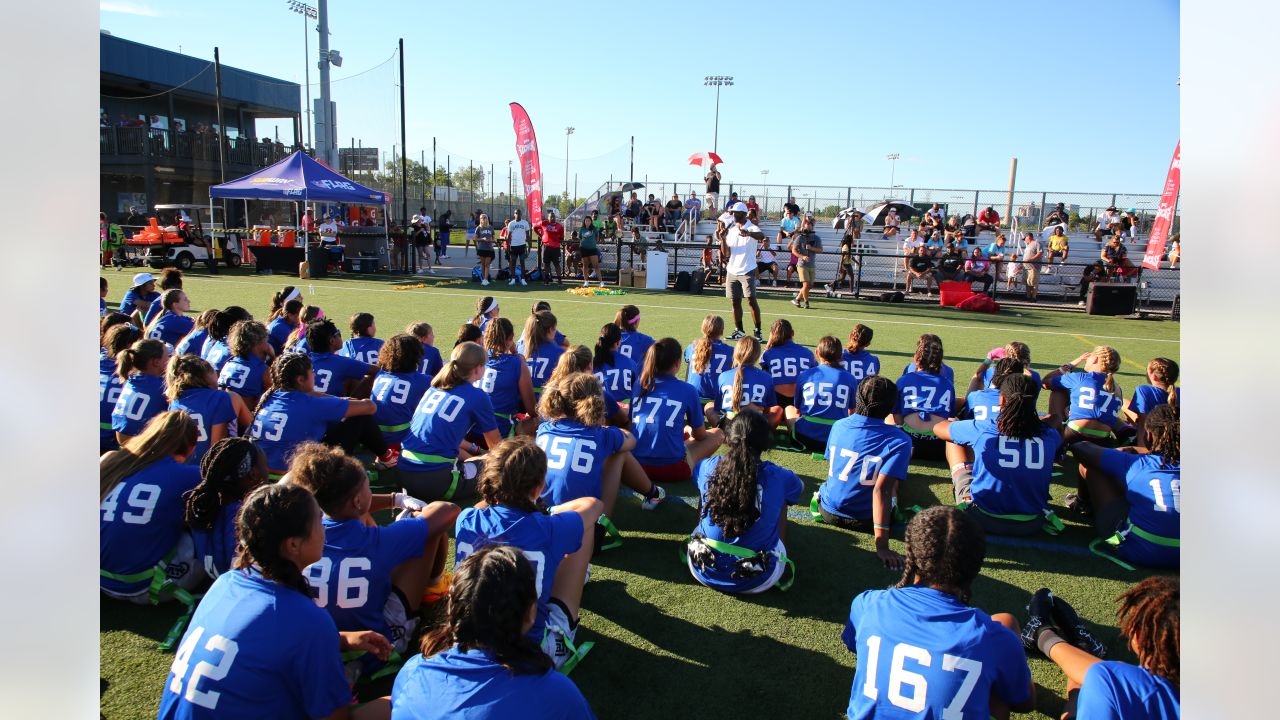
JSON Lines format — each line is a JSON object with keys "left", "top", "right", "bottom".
{"left": 539, "top": 210, "right": 565, "bottom": 284}
{"left": 977, "top": 206, "right": 1001, "bottom": 233}
{"left": 746, "top": 195, "right": 761, "bottom": 223}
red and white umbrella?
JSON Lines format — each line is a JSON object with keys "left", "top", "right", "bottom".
{"left": 688, "top": 151, "right": 723, "bottom": 167}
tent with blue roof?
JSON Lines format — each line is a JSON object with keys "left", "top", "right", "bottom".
{"left": 209, "top": 150, "right": 389, "bottom": 204}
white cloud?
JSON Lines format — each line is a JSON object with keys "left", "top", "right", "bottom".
{"left": 100, "top": 2, "right": 159, "bottom": 17}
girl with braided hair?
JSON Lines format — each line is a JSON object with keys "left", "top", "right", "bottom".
{"left": 614, "top": 304, "right": 654, "bottom": 363}
{"left": 892, "top": 336, "right": 955, "bottom": 459}
{"left": 687, "top": 411, "right": 804, "bottom": 594}
{"left": 519, "top": 311, "right": 565, "bottom": 400}
{"left": 1122, "top": 357, "right": 1180, "bottom": 449}
{"left": 842, "top": 506, "right": 1034, "bottom": 719}
{"left": 159, "top": 482, "right": 392, "bottom": 720}
{"left": 265, "top": 287, "right": 303, "bottom": 355}
{"left": 1023, "top": 576, "right": 1179, "bottom": 719}
{"left": 454, "top": 437, "right": 604, "bottom": 671}
{"left": 200, "top": 306, "right": 252, "bottom": 372}
{"left": 101, "top": 323, "right": 142, "bottom": 453}
{"left": 111, "top": 338, "right": 172, "bottom": 445}
{"left": 217, "top": 320, "right": 274, "bottom": 404}
{"left": 480, "top": 317, "right": 537, "bottom": 438}
{"left": 1043, "top": 345, "right": 1124, "bottom": 444}
{"left": 841, "top": 323, "right": 880, "bottom": 387}
{"left": 961, "top": 355, "right": 1027, "bottom": 422}
{"left": 683, "top": 314, "right": 734, "bottom": 405}
{"left": 977, "top": 341, "right": 1041, "bottom": 389}
{"left": 144, "top": 288, "right": 194, "bottom": 347}
{"left": 900, "top": 333, "right": 956, "bottom": 387}
{"left": 282, "top": 304, "right": 324, "bottom": 354}
{"left": 592, "top": 323, "right": 638, "bottom": 429}
{"left": 371, "top": 334, "right": 431, "bottom": 451}
{"left": 762, "top": 318, "right": 816, "bottom": 408}
{"left": 711, "top": 336, "right": 781, "bottom": 429}
{"left": 173, "top": 308, "right": 218, "bottom": 357}
{"left": 392, "top": 545, "right": 594, "bottom": 718}
{"left": 1068, "top": 403, "right": 1180, "bottom": 569}
{"left": 632, "top": 338, "right": 724, "bottom": 482}
{"left": 167, "top": 354, "right": 253, "bottom": 465}
{"left": 935, "top": 374, "right": 1063, "bottom": 536}
{"left": 185, "top": 437, "right": 267, "bottom": 578}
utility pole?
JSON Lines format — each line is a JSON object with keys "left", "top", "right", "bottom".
{"left": 629, "top": 135, "right": 634, "bottom": 183}
{"left": 315, "top": 0, "right": 339, "bottom": 166}
{"left": 398, "top": 38, "right": 408, "bottom": 272}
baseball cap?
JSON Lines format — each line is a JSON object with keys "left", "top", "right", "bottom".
{"left": 1126, "top": 207, "right": 1137, "bottom": 213}
{"left": 730, "top": 201, "right": 749, "bottom": 212}
{"left": 132, "top": 272, "right": 155, "bottom": 287}
{"left": 411, "top": 214, "right": 421, "bottom": 223}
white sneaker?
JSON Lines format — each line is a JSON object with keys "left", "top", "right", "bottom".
{"left": 598, "top": 280, "right": 605, "bottom": 288}
{"left": 509, "top": 278, "right": 516, "bottom": 285}
{"left": 520, "top": 278, "right": 528, "bottom": 286}
{"left": 481, "top": 278, "right": 489, "bottom": 286}
{"left": 583, "top": 279, "right": 590, "bottom": 286}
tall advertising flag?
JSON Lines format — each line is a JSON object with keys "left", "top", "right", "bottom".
{"left": 1142, "top": 142, "right": 1180, "bottom": 271}
{"left": 509, "top": 103, "right": 544, "bottom": 230}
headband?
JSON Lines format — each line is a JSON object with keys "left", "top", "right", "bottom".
{"left": 282, "top": 287, "right": 302, "bottom": 304}
{"left": 627, "top": 314, "right": 641, "bottom": 325}
{"left": 483, "top": 298, "right": 499, "bottom": 315}
{"left": 236, "top": 449, "right": 254, "bottom": 478}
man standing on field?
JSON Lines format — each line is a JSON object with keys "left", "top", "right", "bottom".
{"left": 718, "top": 201, "right": 766, "bottom": 341}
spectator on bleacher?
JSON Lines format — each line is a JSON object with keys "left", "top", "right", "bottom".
{"left": 777, "top": 206, "right": 800, "bottom": 250}
{"left": 1021, "top": 232, "right": 1044, "bottom": 302}
{"left": 757, "top": 238, "right": 780, "bottom": 287}
{"left": 883, "top": 207, "right": 902, "bottom": 240}
{"left": 848, "top": 210, "right": 865, "bottom": 240}
{"left": 784, "top": 197, "right": 801, "bottom": 216}
{"left": 625, "top": 192, "right": 642, "bottom": 219}
{"left": 1046, "top": 226, "right": 1070, "bottom": 272}
{"left": 1094, "top": 206, "right": 1121, "bottom": 240}
{"left": 680, "top": 192, "right": 703, "bottom": 235}
{"left": 1100, "top": 234, "right": 1135, "bottom": 281}
{"left": 1167, "top": 233, "right": 1180, "bottom": 268}
{"left": 664, "top": 194, "right": 683, "bottom": 231}
{"left": 961, "top": 213, "right": 978, "bottom": 239}
{"left": 904, "top": 245, "right": 937, "bottom": 296}
{"left": 977, "top": 206, "right": 1001, "bottom": 233}
{"left": 965, "top": 247, "right": 995, "bottom": 295}
{"left": 924, "top": 229, "right": 946, "bottom": 256}
{"left": 1121, "top": 208, "right": 1140, "bottom": 240}
{"left": 723, "top": 191, "right": 740, "bottom": 211}
{"left": 1044, "top": 202, "right": 1069, "bottom": 228}
{"left": 943, "top": 214, "right": 962, "bottom": 243}
{"left": 901, "top": 228, "right": 924, "bottom": 278}
{"left": 1077, "top": 260, "right": 1107, "bottom": 306}
{"left": 704, "top": 164, "right": 721, "bottom": 212}
{"left": 922, "top": 203, "right": 945, "bottom": 233}
{"left": 643, "top": 194, "right": 662, "bottom": 231}
{"left": 746, "top": 195, "right": 761, "bottom": 223}
{"left": 934, "top": 243, "right": 967, "bottom": 284}
{"left": 985, "top": 233, "right": 1010, "bottom": 283}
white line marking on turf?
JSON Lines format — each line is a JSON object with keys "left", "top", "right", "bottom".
{"left": 184, "top": 276, "right": 1180, "bottom": 345}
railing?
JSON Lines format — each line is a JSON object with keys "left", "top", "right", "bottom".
{"left": 100, "top": 126, "right": 293, "bottom": 169}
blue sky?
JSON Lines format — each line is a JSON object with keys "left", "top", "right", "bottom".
{"left": 101, "top": 0, "right": 1179, "bottom": 196}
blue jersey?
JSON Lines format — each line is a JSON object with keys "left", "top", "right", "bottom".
{"left": 111, "top": 373, "right": 166, "bottom": 436}
{"left": 191, "top": 501, "right": 240, "bottom": 580}
{"left": 100, "top": 457, "right": 201, "bottom": 595}
{"left": 762, "top": 341, "right": 816, "bottom": 387}
{"left": 305, "top": 516, "right": 429, "bottom": 640}
{"left": 902, "top": 361, "right": 955, "bottom": 388}
{"left": 149, "top": 314, "right": 195, "bottom": 348}
{"left": 963, "top": 388, "right": 1002, "bottom": 422}
{"left": 842, "top": 586, "right": 1031, "bottom": 719}
{"left": 516, "top": 331, "right": 567, "bottom": 356}
{"left": 372, "top": 370, "right": 432, "bottom": 444}
{"left": 401, "top": 384, "right": 498, "bottom": 471}
{"left": 1098, "top": 450, "right": 1180, "bottom": 568}
{"left": 100, "top": 296, "right": 107, "bottom": 316}
{"left": 174, "top": 328, "right": 209, "bottom": 357}
{"left": 841, "top": 349, "right": 881, "bottom": 384}
{"left": 157, "top": 568, "right": 351, "bottom": 720}
{"left": 594, "top": 353, "right": 638, "bottom": 413}
{"left": 203, "top": 340, "right": 233, "bottom": 373}
{"left": 716, "top": 366, "right": 777, "bottom": 412}
{"left": 289, "top": 336, "right": 311, "bottom": 354}
{"left": 632, "top": 376, "right": 705, "bottom": 465}
{"left": 477, "top": 353, "right": 527, "bottom": 436}
{"left": 980, "top": 366, "right": 1041, "bottom": 389}
{"left": 1048, "top": 371, "right": 1122, "bottom": 426}
{"left": 143, "top": 295, "right": 165, "bottom": 326}
{"left": 794, "top": 365, "right": 858, "bottom": 443}
{"left": 100, "top": 355, "right": 124, "bottom": 449}
{"left": 692, "top": 457, "right": 803, "bottom": 592}
{"left": 391, "top": 647, "right": 595, "bottom": 720}
{"left": 684, "top": 340, "right": 734, "bottom": 401}
{"left": 819, "top": 415, "right": 912, "bottom": 520}
{"left": 536, "top": 420, "right": 625, "bottom": 506}
{"left": 618, "top": 330, "right": 655, "bottom": 364}
{"left": 455, "top": 505, "right": 583, "bottom": 641}
{"left": 418, "top": 342, "right": 444, "bottom": 378}
{"left": 218, "top": 354, "right": 268, "bottom": 402}
{"left": 309, "top": 351, "right": 368, "bottom": 396}
{"left": 948, "top": 419, "right": 1061, "bottom": 518}
{"left": 340, "top": 336, "right": 385, "bottom": 365}
{"left": 265, "top": 317, "right": 297, "bottom": 356}
{"left": 250, "top": 391, "right": 349, "bottom": 471}
{"left": 170, "top": 388, "right": 237, "bottom": 465}
{"left": 894, "top": 371, "right": 955, "bottom": 418}
{"left": 119, "top": 288, "right": 159, "bottom": 316}
{"left": 524, "top": 341, "right": 566, "bottom": 393}
{"left": 1130, "top": 384, "right": 1179, "bottom": 416}
{"left": 1077, "top": 661, "right": 1180, "bottom": 720}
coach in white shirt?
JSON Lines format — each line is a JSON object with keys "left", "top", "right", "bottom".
{"left": 717, "top": 201, "right": 767, "bottom": 341}
{"left": 506, "top": 209, "right": 531, "bottom": 285}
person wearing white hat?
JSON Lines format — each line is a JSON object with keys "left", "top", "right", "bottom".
{"left": 718, "top": 201, "right": 767, "bottom": 341}
{"left": 118, "top": 272, "right": 159, "bottom": 326}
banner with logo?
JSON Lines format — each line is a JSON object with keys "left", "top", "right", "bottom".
{"left": 1142, "top": 141, "right": 1180, "bottom": 271}
{"left": 509, "top": 102, "right": 544, "bottom": 229}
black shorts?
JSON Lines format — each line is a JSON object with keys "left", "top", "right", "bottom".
{"left": 819, "top": 505, "right": 872, "bottom": 531}
{"left": 476, "top": 248, "right": 495, "bottom": 259}
{"left": 756, "top": 261, "right": 776, "bottom": 274}
{"left": 580, "top": 248, "right": 599, "bottom": 258}
{"left": 413, "top": 236, "right": 430, "bottom": 248}
{"left": 508, "top": 245, "right": 528, "bottom": 259}
{"left": 542, "top": 247, "right": 562, "bottom": 262}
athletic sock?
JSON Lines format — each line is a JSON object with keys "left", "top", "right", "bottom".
{"left": 1036, "top": 627, "right": 1066, "bottom": 657}
{"left": 644, "top": 483, "right": 662, "bottom": 500}
{"left": 949, "top": 462, "right": 973, "bottom": 482}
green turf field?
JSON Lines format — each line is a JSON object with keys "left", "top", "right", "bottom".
{"left": 99, "top": 268, "right": 1179, "bottom": 719}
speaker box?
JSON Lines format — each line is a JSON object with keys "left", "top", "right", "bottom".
{"left": 1086, "top": 283, "right": 1137, "bottom": 316}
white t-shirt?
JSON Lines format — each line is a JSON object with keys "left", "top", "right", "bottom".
{"left": 902, "top": 236, "right": 924, "bottom": 252}
{"left": 507, "top": 220, "right": 530, "bottom": 247}
{"left": 318, "top": 221, "right": 338, "bottom": 236}
{"left": 724, "top": 222, "right": 760, "bottom": 276}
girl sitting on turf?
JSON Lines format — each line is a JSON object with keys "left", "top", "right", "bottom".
{"left": 168, "top": 354, "right": 253, "bottom": 465}
{"left": 961, "top": 356, "right": 1026, "bottom": 422}
{"left": 265, "top": 286, "right": 302, "bottom": 355}
{"left": 399, "top": 342, "right": 502, "bottom": 503}
{"left": 543, "top": 345, "right": 593, "bottom": 407}
{"left": 1069, "top": 403, "right": 1180, "bottom": 569}
{"left": 100, "top": 312, "right": 133, "bottom": 347}
{"left": 111, "top": 338, "right": 172, "bottom": 445}
{"left": 454, "top": 322, "right": 483, "bottom": 347}
{"left": 289, "top": 442, "right": 459, "bottom": 678}
{"left": 217, "top": 320, "right": 274, "bottom": 405}
{"left": 185, "top": 437, "right": 268, "bottom": 579}
{"left": 762, "top": 318, "right": 816, "bottom": 408}
{"left": 282, "top": 305, "right": 324, "bottom": 354}
{"left": 934, "top": 374, "right": 1063, "bottom": 537}
{"left": 201, "top": 306, "right": 252, "bottom": 373}
{"left": 158, "top": 482, "right": 392, "bottom": 720}
{"left": 814, "top": 376, "right": 911, "bottom": 568}
{"left": 1122, "top": 357, "right": 1179, "bottom": 449}
{"left": 520, "top": 310, "right": 565, "bottom": 400}
{"left": 455, "top": 437, "right": 604, "bottom": 671}
{"left": 593, "top": 324, "right": 639, "bottom": 428}
{"left": 514, "top": 302, "right": 568, "bottom": 355}
{"left": 687, "top": 410, "right": 804, "bottom": 594}
{"left": 1042, "top": 346, "right": 1124, "bottom": 447}
{"left": 684, "top": 314, "right": 734, "bottom": 406}
{"left": 841, "top": 323, "right": 880, "bottom": 385}
{"left": 100, "top": 411, "right": 204, "bottom": 604}
{"left": 392, "top": 545, "right": 594, "bottom": 719}
{"left": 371, "top": 334, "right": 432, "bottom": 453}
{"left": 711, "top": 336, "right": 782, "bottom": 429}
{"left": 471, "top": 296, "right": 500, "bottom": 334}
{"left": 174, "top": 308, "right": 217, "bottom": 357}
{"left": 248, "top": 352, "right": 378, "bottom": 477}
{"left": 1023, "top": 576, "right": 1180, "bottom": 719}
{"left": 406, "top": 322, "right": 444, "bottom": 378}
{"left": 631, "top": 338, "right": 724, "bottom": 482}
{"left": 145, "top": 289, "right": 194, "bottom": 347}
{"left": 841, "top": 505, "right": 1034, "bottom": 719}
{"left": 890, "top": 336, "right": 955, "bottom": 459}
{"left": 307, "top": 318, "right": 379, "bottom": 397}
{"left": 101, "top": 324, "right": 142, "bottom": 454}
{"left": 787, "top": 336, "right": 858, "bottom": 453}
{"left": 480, "top": 318, "right": 537, "bottom": 438}
{"left": 979, "top": 341, "right": 1040, "bottom": 388}
{"left": 340, "top": 312, "right": 385, "bottom": 365}
{"left": 900, "top": 333, "right": 956, "bottom": 387}
{"left": 536, "top": 372, "right": 665, "bottom": 521}
{"left": 615, "top": 304, "right": 655, "bottom": 363}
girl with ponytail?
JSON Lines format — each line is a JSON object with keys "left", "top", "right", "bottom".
{"left": 480, "top": 317, "right": 537, "bottom": 437}
{"left": 167, "top": 354, "right": 253, "bottom": 465}
{"left": 370, "top": 334, "right": 431, "bottom": 451}
{"left": 282, "top": 304, "right": 324, "bottom": 353}
{"left": 394, "top": 546, "right": 594, "bottom": 717}
{"left": 762, "top": 318, "right": 816, "bottom": 407}
{"left": 683, "top": 314, "right": 734, "bottom": 404}
{"left": 470, "top": 296, "right": 500, "bottom": 332}
{"left": 592, "top": 323, "right": 638, "bottom": 428}
{"left": 145, "top": 289, "right": 194, "bottom": 347}
{"left": 517, "top": 301, "right": 568, "bottom": 353}
{"left": 110, "top": 338, "right": 172, "bottom": 444}
{"left": 201, "top": 306, "right": 253, "bottom": 372}
{"left": 711, "top": 336, "right": 781, "bottom": 429}
{"left": 892, "top": 335, "right": 955, "bottom": 459}
{"left": 687, "top": 411, "right": 804, "bottom": 594}
{"left": 101, "top": 324, "right": 142, "bottom": 453}
{"left": 614, "top": 304, "right": 654, "bottom": 363}
{"left": 174, "top": 308, "right": 218, "bottom": 357}
{"left": 961, "top": 355, "right": 1026, "bottom": 422}
{"left": 977, "top": 341, "right": 1040, "bottom": 388}
{"left": 406, "top": 322, "right": 445, "bottom": 377}
{"left": 217, "top": 320, "right": 274, "bottom": 404}
{"left": 900, "top": 333, "right": 956, "bottom": 386}
{"left": 841, "top": 323, "right": 880, "bottom": 384}
{"left": 1043, "top": 345, "right": 1124, "bottom": 446}
{"left": 519, "top": 311, "right": 565, "bottom": 399}
{"left": 632, "top": 338, "right": 724, "bottom": 482}
{"left": 934, "top": 374, "right": 1062, "bottom": 536}
{"left": 266, "top": 289, "right": 303, "bottom": 355}
{"left": 184, "top": 437, "right": 268, "bottom": 578}
{"left": 1122, "top": 357, "right": 1179, "bottom": 448}
{"left": 787, "top": 336, "right": 859, "bottom": 452}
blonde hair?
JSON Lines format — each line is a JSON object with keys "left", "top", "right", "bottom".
{"left": 1092, "top": 346, "right": 1122, "bottom": 395}
{"left": 691, "top": 314, "right": 725, "bottom": 374}
{"left": 434, "top": 342, "right": 486, "bottom": 389}
{"left": 100, "top": 411, "right": 197, "bottom": 500}
{"left": 729, "top": 337, "right": 762, "bottom": 412}
{"left": 537, "top": 372, "right": 606, "bottom": 427}
{"left": 165, "top": 354, "right": 216, "bottom": 402}
{"left": 483, "top": 317, "right": 515, "bottom": 357}
{"left": 520, "top": 311, "right": 557, "bottom": 360}
{"left": 547, "top": 345, "right": 593, "bottom": 389}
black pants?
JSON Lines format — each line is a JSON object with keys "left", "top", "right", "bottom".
{"left": 819, "top": 506, "right": 873, "bottom": 532}
{"left": 965, "top": 272, "right": 994, "bottom": 293}
{"left": 322, "top": 414, "right": 388, "bottom": 458}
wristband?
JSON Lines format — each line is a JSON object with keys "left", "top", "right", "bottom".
{"left": 873, "top": 523, "right": 891, "bottom": 531}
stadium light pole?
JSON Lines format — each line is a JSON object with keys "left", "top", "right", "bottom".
{"left": 760, "top": 169, "right": 769, "bottom": 219}
{"left": 286, "top": 0, "right": 317, "bottom": 151}
{"left": 704, "top": 75, "right": 733, "bottom": 154}
{"left": 565, "top": 127, "right": 574, "bottom": 199}
{"left": 886, "top": 153, "right": 900, "bottom": 192}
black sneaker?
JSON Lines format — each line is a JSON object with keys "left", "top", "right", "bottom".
{"left": 727, "top": 329, "right": 746, "bottom": 340}
{"left": 753, "top": 328, "right": 764, "bottom": 342}
{"left": 1021, "top": 587, "right": 1057, "bottom": 654}
{"left": 1052, "top": 593, "right": 1108, "bottom": 659}
{"left": 1064, "top": 493, "right": 1094, "bottom": 521}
